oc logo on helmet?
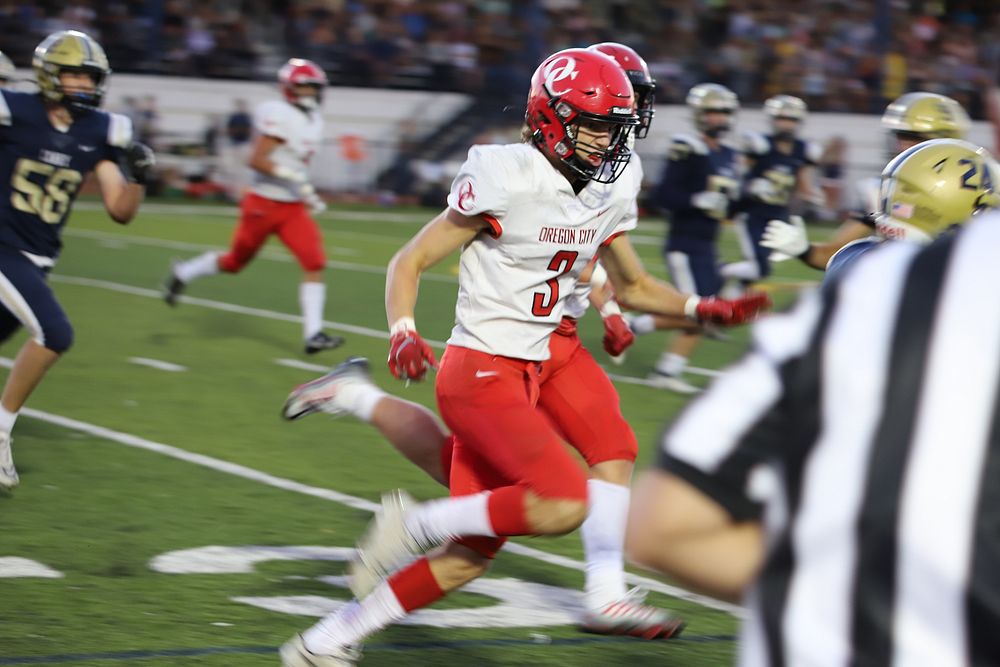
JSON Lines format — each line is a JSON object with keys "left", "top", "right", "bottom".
{"left": 542, "top": 56, "right": 579, "bottom": 96}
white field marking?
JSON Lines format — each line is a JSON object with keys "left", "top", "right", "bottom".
{"left": 73, "top": 201, "right": 432, "bottom": 225}
{"left": 49, "top": 275, "right": 418, "bottom": 346}
{"left": 127, "top": 357, "right": 188, "bottom": 372}
{"left": 0, "top": 557, "right": 64, "bottom": 578}
{"left": 16, "top": 404, "right": 742, "bottom": 616}
{"left": 49, "top": 273, "right": 724, "bottom": 382}
{"left": 274, "top": 358, "right": 330, "bottom": 373}
{"left": 63, "top": 228, "right": 456, "bottom": 284}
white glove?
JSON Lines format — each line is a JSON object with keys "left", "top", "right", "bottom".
{"left": 760, "top": 216, "right": 809, "bottom": 257}
{"left": 299, "top": 183, "right": 326, "bottom": 215}
{"left": 748, "top": 177, "right": 776, "bottom": 201}
{"left": 691, "top": 190, "right": 729, "bottom": 213}
{"left": 273, "top": 164, "right": 308, "bottom": 184}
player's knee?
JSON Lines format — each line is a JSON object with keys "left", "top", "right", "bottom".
{"left": 41, "top": 318, "right": 73, "bottom": 354}
{"left": 301, "top": 254, "right": 326, "bottom": 272}
{"left": 525, "top": 495, "right": 588, "bottom": 535}
{"left": 217, "top": 252, "right": 244, "bottom": 273}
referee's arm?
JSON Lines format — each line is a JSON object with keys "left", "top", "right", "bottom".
{"left": 626, "top": 292, "right": 826, "bottom": 602}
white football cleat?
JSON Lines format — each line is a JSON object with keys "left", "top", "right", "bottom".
{"left": 282, "top": 357, "right": 372, "bottom": 421}
{"left": 580, "top": 588, "right": 686, "bottom": 640}
{"left": 0, "top": 431, "right": 18, "bottom": 490}
{"left": 647, "top": 371, "right": 701, "bottom": 394}
{"left": 280, "top": 634, "right": 361, "bottom": 667}
{"left": 349, "top": 489, "right": 426, "bottom": 599}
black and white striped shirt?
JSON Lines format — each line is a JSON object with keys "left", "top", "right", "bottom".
{"left": 660, "top": 211, "right": 1000, "bottom": 667}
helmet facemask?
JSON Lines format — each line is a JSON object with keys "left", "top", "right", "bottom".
{"left": 534, "top": 96, "right": 637, "bottom": 184}
{"left": 632, "top": 82, "right": 655, "bottom": 139}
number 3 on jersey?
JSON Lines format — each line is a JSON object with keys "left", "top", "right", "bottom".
{"left": 532, "top": 250, "right": 578, "bottom": 317}
{"left": 11, "top": 158, "right": 83, "bottom": 224}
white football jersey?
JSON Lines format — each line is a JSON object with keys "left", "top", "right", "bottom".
{"left": 251, "top": 99, "right": 323, "bottom": 202}
{"left": 446, "top": 143, "right": 641, "bottom": 360}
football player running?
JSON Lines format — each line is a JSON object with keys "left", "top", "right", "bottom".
{"left": 629, "top": 83, "right": 742, "bottom": 394}
{"left": 279, "top": 48, "right": 767, "bottom": 666}
{"left": 760, "top": 92, "right": 970, "bottom": 271}
{"left": 163, "top": 59, "right": 344, "bottom": 355}
{"left": 282, "top": 43, "right": 707, "bottom": 647}
{"left": 823, "top": 138, "right": 999, "bottom": 284}
{"left": 720, "top": 94, "right": 821, "bottom": 287}
{"left": 0, "top": 31, "right": 154, "bottom": 490}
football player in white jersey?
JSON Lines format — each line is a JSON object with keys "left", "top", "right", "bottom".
{"left": 280, "top": 48, "right": 768, "bottom": 666}
{"left": 761, "top": 92, "right": 970, "bottom": 270}
{"left": 163, "top": 59, "right": 344, "bottom": 354}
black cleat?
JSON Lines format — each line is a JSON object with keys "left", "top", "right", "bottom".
{"left": 163, "top": 268, "right": 186, "bottom": 307}
{"left": 304, "top": 331, "right": 345, "bottom": 354}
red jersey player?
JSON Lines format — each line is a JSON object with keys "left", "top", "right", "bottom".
{"left": 280, "top": 48, "right": 767, "bottom": 666}
{"left": 163, "top": 59, "right": 343, "bottom": 354}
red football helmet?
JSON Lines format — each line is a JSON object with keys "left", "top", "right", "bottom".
{"left": 525, "top": 48, "right": 639, "bottom": 183}
{"left": 279, "top": 58, "right": 327, "bottom": 111}
{"left": 588, "top": 42, "right": 656, "bottom": 139}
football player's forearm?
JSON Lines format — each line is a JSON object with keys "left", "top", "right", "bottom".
{"left": 385, "top": 250, "right": 421, "bottom": 327}
{"left": 104, "top": 183, "right": 144, "bottom": 224}
{"left": 616, "top": 274, "right": 688, "bottom": 318}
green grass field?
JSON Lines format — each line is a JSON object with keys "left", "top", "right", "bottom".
{"left": 0, "top": 200, "right": 823, "bottom": 666}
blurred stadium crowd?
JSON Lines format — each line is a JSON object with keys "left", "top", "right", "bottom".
{"left": 0, "top": 0, "right": 998, "bottom": 116}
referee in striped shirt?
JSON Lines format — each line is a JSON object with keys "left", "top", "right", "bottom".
{"left": 626, "top": 140, "right": 1000, "bottom": 666}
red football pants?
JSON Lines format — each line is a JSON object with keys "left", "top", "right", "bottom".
{"left": 436, "top": 345, "right": 589, "bottom": 559}
{"left": 218, "top": 192, "right": 326, "bottom": 273}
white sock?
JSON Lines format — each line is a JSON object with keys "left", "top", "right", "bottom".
{"left": 404, "top": 492, "right": 496, "bottom": 546}
{"left": 300, "top": 281, "right": 326, "bottom": 340}
{"left": 655, "top": 352, "right": 688, "bottom": 377}
{"left": 332, "top": 383, "right": 386, "bottom": 422}
{"left": 629, "top": 314, "right": 656, "bottom": 335}
{"left": 581, "top": 479, "right": 630, "bottom": 609}
{"left": 302, "top": 580, "right": 406, "bottom": 653}
{"left": 174, "top": 251, "right": 220, "bottom": 284}
{"left": 719, "top": 260, "right": 760, "bottom": 282}
{"left": 0, "top": 405, "right": 17, "bottom": 433}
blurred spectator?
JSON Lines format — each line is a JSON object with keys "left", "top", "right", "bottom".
{"left": 0, "top": 0, "right": 997, "bottom": 118}
{"left": 817, "top": 135, "right": 847, "bottom": 221}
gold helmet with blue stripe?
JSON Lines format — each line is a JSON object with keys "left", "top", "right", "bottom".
{"left": 876, "top": 138, "right": 1000, "bottom": 242}
{"left": 33, "top": 30, "right": 110, "bottom": 110}
{"left": 686, "top": 83, "right": 738, "bottom": 138}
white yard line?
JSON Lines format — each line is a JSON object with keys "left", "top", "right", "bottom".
{"left": 274, "top": 358, "right": 331, "bottom": 373}
{"left": 51, "top": 273, "right": 724, "bottom": 380}
{"left": 62, "top": 228, "right": 457, "bottom": 284}
{"left": 15, "top": 403, "right": 742, "bottom": 616}
{"left": 127, "top": 357, "right": 188, "bottom": 372}
{"left": 73, "top": 201, "right": 432, "bottom": 224}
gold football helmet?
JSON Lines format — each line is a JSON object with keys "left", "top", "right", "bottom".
{"left": 876, "top": 138, "right": 1000, "bottom": 242}
{"left": 881, "top": 92, "right": 969, "bottom": 147}
{"left": 686, "top": 83, "right": 738, "bottom": 137}
{"left": 764, "top": 94, "right": 807, "bottom": 140}
{"left": 32, "top": 30, "right": 110, "bottom": 109}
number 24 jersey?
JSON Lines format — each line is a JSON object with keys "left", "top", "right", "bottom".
{"left": 445, "top": 143, "right": 640, "bottom": 361}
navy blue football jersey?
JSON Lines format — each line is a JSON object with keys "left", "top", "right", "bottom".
{"left": 653, "top": 133, "right": 740, "bottom": 248}
{"left": 739, "top": 132, "right": 820, "bottom": 222}
{"left": 823, "top": 237, "right": 882, "bottom": 288}
{"left": 0, "top": 90, "right": 132, "bottom": 260}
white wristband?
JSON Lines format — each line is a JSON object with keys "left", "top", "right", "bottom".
{"left": 273, "top": 164, "right": 306, "bottom": 183}
{"left": 683, "top": 295, "right": 701, "bottom": 320}
{"left": 390, "top": 317, "right": 416, "bottom": 336}
{"left": 599, "top": 300, "right": 621, "bottom": 318}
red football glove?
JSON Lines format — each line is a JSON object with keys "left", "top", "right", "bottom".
{"left": 602, "top": 313, "right": 635, "bottom": 357}
{"left": 691, "top": 291, "right": 772, "bottom": 326}
{"left": 388, "top": 330, "right": 437, "bottom": 381}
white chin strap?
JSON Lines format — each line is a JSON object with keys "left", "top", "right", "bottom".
{"left": 874, "top": 216, "right": 933, "bottom": 244}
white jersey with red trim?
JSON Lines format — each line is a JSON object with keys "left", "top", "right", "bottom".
{"left": 445, "top": 143, "right": 640, "bottom": 360}
{"left": 251, "top": 99, "right": 323, "bottom": 202}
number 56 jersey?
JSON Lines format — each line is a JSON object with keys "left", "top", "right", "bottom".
{"left": 445, "top": 143, "right": 640, "bottom": 361}
{"left": 0, "top": 90, "right": 132, "bottom": 263}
